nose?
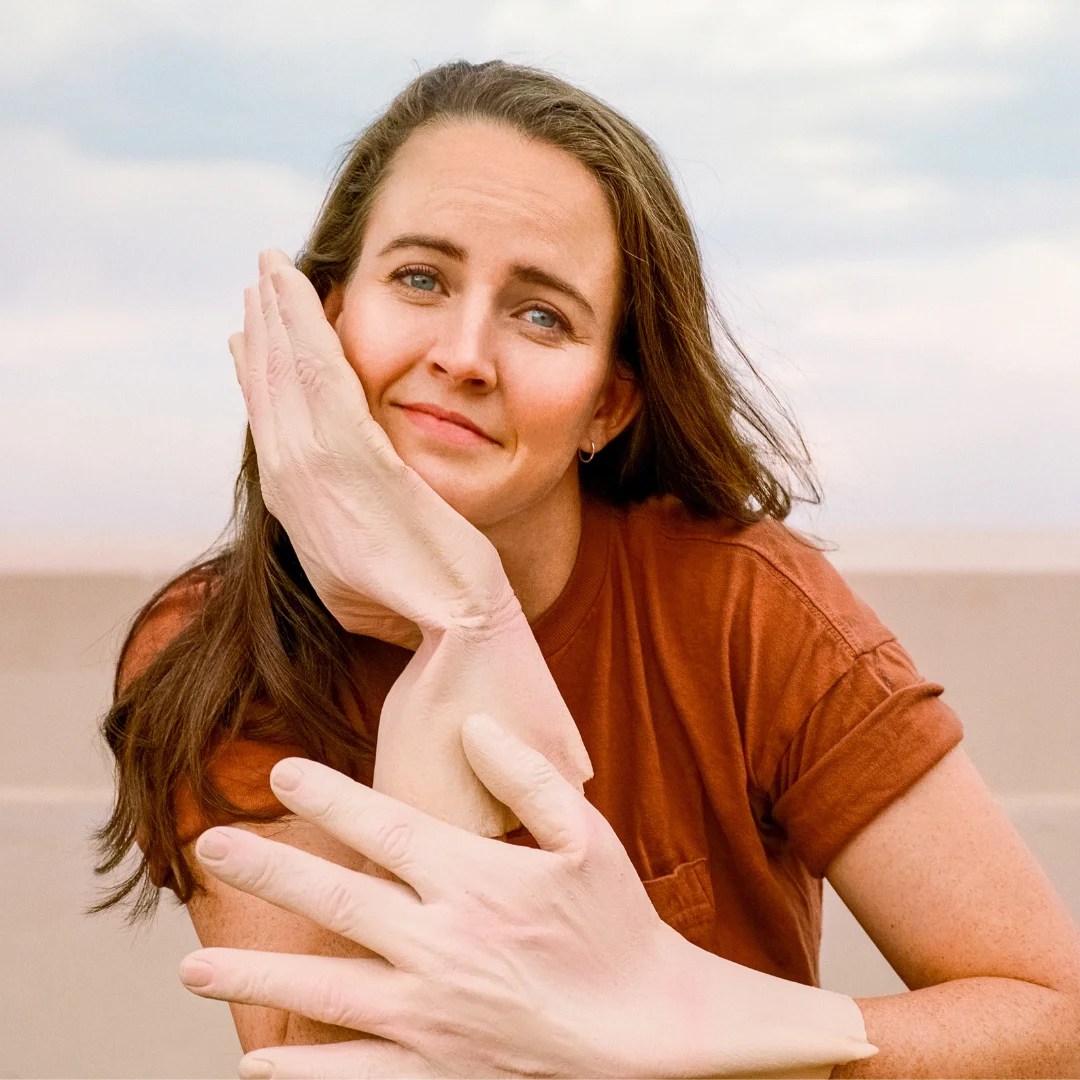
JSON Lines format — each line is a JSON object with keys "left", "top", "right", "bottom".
{"left": 425, "top": 300, "right": 497, "bottom": 389}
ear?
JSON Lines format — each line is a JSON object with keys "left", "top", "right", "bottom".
{"left": 584, "top": 359, "right": 642, "bottom": 454}
{"left": 323, "top": 283, "right": 344, "bottom": 327}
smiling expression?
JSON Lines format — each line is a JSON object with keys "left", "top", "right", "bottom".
{"left": 324, "top": 120, "right": 640, "bottom": 536}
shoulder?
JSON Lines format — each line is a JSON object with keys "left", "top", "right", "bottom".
{"left": 115, "top": 564, "right": 220, "bottom": 695}
{"left": 610, "top": 495, "right": 891, "bottom": 659}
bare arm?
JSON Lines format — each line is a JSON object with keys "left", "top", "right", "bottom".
{"left": 826, "top": 746, "right": 1080, "bottom": 1077}
{"left": 183, "top": 817, "right": 382, "bottom": 1052}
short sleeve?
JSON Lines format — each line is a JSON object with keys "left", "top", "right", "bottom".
{"left": 717, "top": 524, "right": 965, "bottom": 879}
{"left": 116, "top": 575, "right": 208, "bottom": 693}
{"left": 769, "top": 638, "right": 964, "bottom": 877}
{"left": 114, "top": 574, "right": 303, "bottom": 887}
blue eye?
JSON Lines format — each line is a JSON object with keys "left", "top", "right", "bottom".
{"left": 405, "top": 271, "right": 437, "bottom": 291}
{"left": 525, "top": 307, "right": 559, "bottom": 330}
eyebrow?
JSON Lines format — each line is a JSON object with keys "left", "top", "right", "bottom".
{"left": 377, "top": 233, "right": 596, "bottom": 321}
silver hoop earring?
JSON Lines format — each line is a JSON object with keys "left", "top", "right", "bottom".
{"left": 578, "top": 440, "right": 596, "bottom": 463}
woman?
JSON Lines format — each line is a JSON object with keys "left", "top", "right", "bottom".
{"left": 96, "top": 59, "right": 1080, "bottom": 1075}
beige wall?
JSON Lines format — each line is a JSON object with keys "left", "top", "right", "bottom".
{"left": 1, "top": 571, "right": 1077, "bottom": 1078}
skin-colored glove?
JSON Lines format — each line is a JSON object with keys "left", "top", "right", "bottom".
{"left": 228, "top": 249, "right": 514, "bottom": 644}
{"left": 180, "top": 714, "right": 878, "bottom": 1079}
{"left": 227, "top": 251, "right": 592, "bottom": 836}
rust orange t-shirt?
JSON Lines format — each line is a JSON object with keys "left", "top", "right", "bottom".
{"left": 118, "top": 494, "right": 963, "bottom": 987}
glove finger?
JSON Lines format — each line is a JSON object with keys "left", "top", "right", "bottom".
{"left": 194, "top": 826, "right": 425, "bottom": 966}
{"left": 242, "top": 281, "right": 275, "bottom": 444}
{"left": 228, "top": 331, "right": 248, "bottom": 406}
{"left": 264, "top": 252, "right": 416, "bottom": 469}
{"left": 267, "top": 759, "right": 483, "bottom": 901}
{"left": 180, "top": 949, "right": 407, "bottom": 1039}
{"left": 258, "top": 259, "right": 315, "bottom": 444}
{"left": 240, "top": 1039, "right": 441, "bottom": 1080}
{"left": 461, "top": 713, "right": 593, "bottom": 859}
{"left": 264, "top": 253, "right": 367, "bottom": 421}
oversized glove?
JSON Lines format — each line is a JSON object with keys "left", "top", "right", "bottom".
{"left": 228, "top": 250, "right": 591, "bottom": 835}
{"left": 180, "top": 715, "right": 878, "bottom": 1079}
{"left": 228, "top": 249, "right": 514, "bottom": 645}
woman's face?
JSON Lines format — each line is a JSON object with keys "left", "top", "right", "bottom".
{"left": 325, "top": 120, "right": 639, "bottom": 533}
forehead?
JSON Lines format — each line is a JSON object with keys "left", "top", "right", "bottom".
{"left": 364, "top": 120, "right": 620, "bottom": 288}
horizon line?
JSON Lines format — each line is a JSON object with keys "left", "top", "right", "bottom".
{"left": 4, "top": 528, "right": 1080, "bottom": 575}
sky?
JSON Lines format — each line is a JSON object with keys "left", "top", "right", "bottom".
{"left": 1, "top": 0, "right": 1078, "bottom": 571}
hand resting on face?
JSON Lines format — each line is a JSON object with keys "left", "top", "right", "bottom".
{"left": 226, "top": 248, "right": 593, "bottom": 833}
{"left": 228, "top": 249, "right": 518, "bottom": 647}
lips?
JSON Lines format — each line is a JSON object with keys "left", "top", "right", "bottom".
{"left": 397, "top": 402, "right": 496, "bottom": 442}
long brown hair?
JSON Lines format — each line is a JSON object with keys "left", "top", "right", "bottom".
{"left": 93, "top": 58, "right": 820, "bottom": 920}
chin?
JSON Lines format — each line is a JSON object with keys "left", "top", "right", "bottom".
{"left": 436, "top": 488, "right": 491, "bottom": 526}
{"left": 402, "top": 456, "right": 500, "bottom": 528}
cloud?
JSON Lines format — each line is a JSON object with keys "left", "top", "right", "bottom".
{"left": 0, "top": 126, "right": 321, "bottom": 542}
{"left": 2, "top": 0, "right": 1078, "bottom": 560}
{"left": 2, "top": 125, "right": 321, "bottom": 306}
{"left": 748, "top": 233, "right": 1080, "bottom": 378}
{"left": 5, "top": 2, "right": 1077, "bottom": 263}
{"left": 733, "top": 234, "right": 1080, "bottom": 527}
{"left": 486, "top": 0, "right": 1068, "bottom": 75}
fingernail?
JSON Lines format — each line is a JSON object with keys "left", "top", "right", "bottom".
{"left": 271, "top": 760, "right": 303, "bottom": 792}
{"left": 196, "top": 829, "right": 231, "bottom": 861}
{"left": 239, "top": 1056, "right": 274, "bottom": 1079}
{"left": 179, "top": 957, "right": 214, "bottom": 988}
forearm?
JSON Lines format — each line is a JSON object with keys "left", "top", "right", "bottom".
{"left": 283, "top": 1012, "right": 365, "bottom": 1048}
{"left": 831, "top": 979, "right": 1080, "bottom": 1078}
{"left": 184, "top": 826, "right": 389, "bottom": 1054}
{"left": 230, "top": 1004, "right": 350, "bottom": 1051}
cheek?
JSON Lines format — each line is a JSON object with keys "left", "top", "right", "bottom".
{"left": 512, "top": 367, "right": 605, "bottom": 442}
{"left": 336, "top": 292, "right": 424, "bottom": 389}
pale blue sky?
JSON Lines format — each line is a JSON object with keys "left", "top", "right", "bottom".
{"left": 2, "top": 1, "right": 1078, "bottom": 569}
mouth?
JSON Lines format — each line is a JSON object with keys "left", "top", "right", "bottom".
{"left": 396, "top": 403, "right": 498, "bottom": 446}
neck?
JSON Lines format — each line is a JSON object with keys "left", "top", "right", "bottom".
{"left": 481, "top": 481, "right": 583, "bottom": 624}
